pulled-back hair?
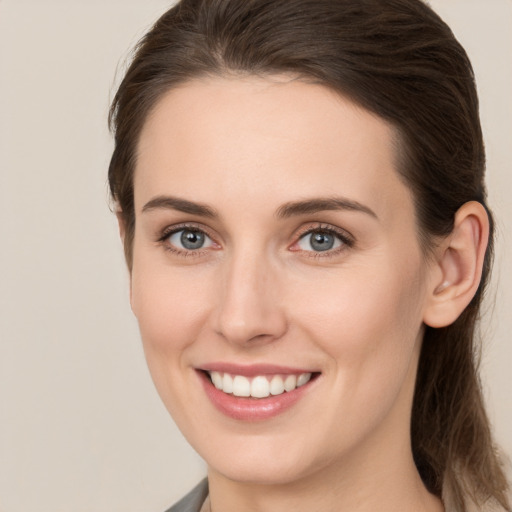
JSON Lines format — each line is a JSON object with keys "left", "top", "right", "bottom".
{"left": 108, "top": 1, "right": 510, "bottom": 509}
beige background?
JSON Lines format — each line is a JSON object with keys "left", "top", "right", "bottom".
{"left": 0, "top": 1, "right": 510, "bottom": 511}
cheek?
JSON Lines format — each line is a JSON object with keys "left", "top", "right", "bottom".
{"left": 297, "top": 259, "right": 424, "bottom": 344}
{"left": 129, "top": 259, "right": 218, "bottom": 428}
{"left": 129, "top": 256, "right": 215, "bottom": 393}
{"left": 293, "top": 258, "right": 427, "bottom": 415}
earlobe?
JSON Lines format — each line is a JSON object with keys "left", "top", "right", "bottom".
{"left": 423, "top": 201, "right": 489, "bottom": 328}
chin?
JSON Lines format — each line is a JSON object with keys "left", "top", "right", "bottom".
{"left": 190, "top": 428, "right": 327, "bottom": 486}
{"left": 209, "top": 456, "right": 313, "bottom": 486}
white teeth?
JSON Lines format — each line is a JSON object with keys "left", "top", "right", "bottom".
{"left": 251, "top": 376, "right": 270, "bottom": 398}
{"left": 270, "top": 375, "right": 285, "bottom": 395}
{"left": 211, "top": 371, "right": 223, "bottom": 389}
{"left": 297, "top": 372, "right": 312, "bottom": 387}
{"left": 232, "top": 375, "right": 251, "bottom": 397}
{"left": 222, "top": 373, "right": 233, "bottom": 394}
{"left": 284, "top": 374, "right": 297, "bottom": 392}
{"left": 208, "top": 371, "right": 314, "bottom": 398}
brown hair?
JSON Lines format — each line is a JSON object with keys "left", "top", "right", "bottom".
{"left": 108, "top": 0, "right": 510, "bottom": 509}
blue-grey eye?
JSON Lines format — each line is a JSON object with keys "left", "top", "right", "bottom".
{"left": 168, "top": 229, "right": 213, "bottom": 250}
{"left": 297, "top": 230, "right": 343, "bottom": 252}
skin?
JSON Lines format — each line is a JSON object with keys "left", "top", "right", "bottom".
{"left": 125, "top": 75, "right": 487, "bottom": 512}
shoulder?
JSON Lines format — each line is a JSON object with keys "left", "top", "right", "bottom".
{"left": 164, "top": 479, "right": 209, "bottom": 512}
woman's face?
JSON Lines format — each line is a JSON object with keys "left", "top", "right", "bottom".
{"left": 130, "top": 76, "right": 436, "bottom": 485}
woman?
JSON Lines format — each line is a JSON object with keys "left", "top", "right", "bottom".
{"left": 108, "top": 0, "right": 510, "bottom": 510}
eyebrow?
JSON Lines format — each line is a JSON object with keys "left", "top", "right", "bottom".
{"left": 142, "top": 195, "right": 218, "bottom": 218}
{"left": 141, "top": 194, "right": 377, "bottom": 220}
{"left": 276, "top": 197, "right": 378, "bottom": 220}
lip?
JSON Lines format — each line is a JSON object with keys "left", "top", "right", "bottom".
{"left": 196, "top": 365, "right": 320, "bottom": 421}
{"left": 199, "top": 362, "right": 316, "bottom": 377}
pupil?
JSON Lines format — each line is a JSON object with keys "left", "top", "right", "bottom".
{"left": 311, "top": 232, "right": 334, "bottom": 251}
{"left": 181, "top": 230, "right": 204, "bottom": 249}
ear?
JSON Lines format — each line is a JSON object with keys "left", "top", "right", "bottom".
{"left": 423, "top": 201, "right": 490, "bottom": 328}
{"left": 116, "top": 210, "right": 126, "bottom": 242}
{"left": 116, "top": 210, "right": 134, "bottom": 307}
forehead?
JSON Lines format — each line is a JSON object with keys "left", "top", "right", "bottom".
{"left": 134, "top": 75, "right": 412, "bottom": 222}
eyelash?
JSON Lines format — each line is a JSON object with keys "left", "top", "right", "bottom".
{"left": 157, "top": 223, "right": 218, "bottom": 258}
{"left": 292, "top": 224, "right": 354, "bottom": 259}
{"left": 157, "top": 222, "right": 355, "bottom": 259}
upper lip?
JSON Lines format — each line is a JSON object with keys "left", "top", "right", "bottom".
{"left": 197, "top": 362, "right": 318, "bottom": 377}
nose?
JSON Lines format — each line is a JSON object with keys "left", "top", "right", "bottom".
{"left": 213, "top": 249, "right": 288, "bottom": 347}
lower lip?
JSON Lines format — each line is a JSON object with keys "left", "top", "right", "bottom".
{"left": 198, "top": 371, "right": 317, "bottom": 421}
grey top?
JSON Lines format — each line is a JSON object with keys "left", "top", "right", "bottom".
{"left": 164, "top": 475, "right": 511, "bottom": 512}
{"left": 164, "top": 479, "right": 208, "bottom": 512}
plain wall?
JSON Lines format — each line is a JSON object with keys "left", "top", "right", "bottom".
{"left": 0, "top": 1, "right": 510, "bottom": 511}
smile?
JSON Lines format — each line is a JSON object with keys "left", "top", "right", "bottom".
{"left": 198, "top": 366, "right": 320, "bottom": 421}
{"left": 208, "top": 371, "right": 313, "bottom": 398}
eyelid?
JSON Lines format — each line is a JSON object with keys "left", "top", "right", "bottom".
{"left": 156, "top": 221, "right": 354, "bottom": 258}
{"left": 158, "top": 222, "right": 211, "bottom": 241}
{"left": 157, "top": 222, "right": 220, "bottom": 255}
{"left": 290, "top": 223, "right": 355, "bottom": 256}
